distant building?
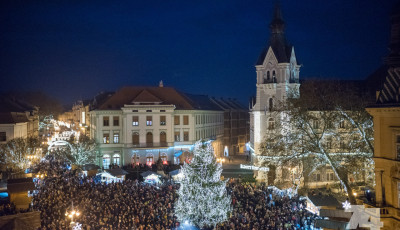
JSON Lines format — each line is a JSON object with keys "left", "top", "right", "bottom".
{"left": 59, "top": 91, "right": 114, "bottom": 134}
{"left": 210, "top": 98, "right": 250, "bottom": 156}
{"left": 366, "top": 2, "right": 400, "bottom": 229}
{"left": 0, "top": 97, "right": 39, "bottom": 143}
{"left": 90, "top": 85, "right": 224, "bottom": 168}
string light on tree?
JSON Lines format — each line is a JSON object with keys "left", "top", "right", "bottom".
{"left": 175, "top": 140, "right": 231, "bottom": 228}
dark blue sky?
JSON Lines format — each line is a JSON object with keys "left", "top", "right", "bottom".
{"left": 0, "top": 0, "right": 397, "bottom": 105}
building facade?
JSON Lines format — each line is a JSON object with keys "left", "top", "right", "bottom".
{"left": 0, "top": 98, "right": 39, "bottom": 143}
{"left": 211, "top": 98, "right": 250, "bottom": 157}
{"left": 250, "top": 3, "right": 300, "bottom": 181}
{"left": 90, "top": 86, "right": 224, "bottom": 169}
{"left": 366, "top": 3, "right": 400, "bottom": 228}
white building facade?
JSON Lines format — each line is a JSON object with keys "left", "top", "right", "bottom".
{"left": 90, "top": 86, "right": 224, "bottom": 169}
{"left": 250, "top": 4, "right": 300, "bottom": 181}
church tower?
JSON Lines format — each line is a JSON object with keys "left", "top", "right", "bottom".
{"left": 250, "top": 2, "right": 301, "bottom": 179}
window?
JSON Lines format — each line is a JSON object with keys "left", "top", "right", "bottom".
{"left": 160, "top": 116, "right": 166, "bottom": 125}
{"left": 132, "top": 110, "right": 138, "bottom": 112}
{"left": 174, "top": 131, "right": 180, "bottom": 141}
{"left": 146, "top": 110, "right": 152, "bottom": 112}
{"left": 268, "top": 118, "right": 275, "bottom": 129}
{"left": 132, "top": 116, "right": 139, "bottom": 126}
{"left": 113, "top": 133, "right": 119, "bottom": 144}
{"left": 113, "top": 154, "right": 120, "bottom": 165}
{"left": 326, "top": 138, "right": 332, "bottom": 149}
{"left": 0, "top": 132, "right": 6, "bottom": 142}
{"left": 160, "top": 131, "right": 167, "bottom": 144}
{"left": 103, "top": 133, "right": 110, "bottom": 144}
{"left": 146, "top": 153, "right": 153, "bottom": 166}
{"left": 183, "top": 115, "right": 189, "bottom": 125}
{"left": 313, "top": 120, "right": 319, "bottom": 129}
{"left": 269, "top": 98, "right": 273, "bottom": 112}
{"left": 113, "top": 116, "right": 119, "bottom": 126}
{"left": 146, "top": 132, "right": 153, "bottom": 145}
{"left": 82, "top": 112, "right": 86, "bottom": 124}
{"left": 397, "top": 135, "right": 400, "bottom": 160}
{"left": 131, "top": 153, "right": 139, "bottom": 165}
{"left": 146, "top": 116, "right": 152, "bottom": 126}
{"left": 267, "top": 71, "right": 270, "bottom": 80}
{"left": 160, "top": 110, "right": 165, "bottom": 112}
{"left": 132, "top": 132, "right": 139, "bottom": 145}
{"left": 330, "top": 173, "right": 334, "bottom": 181}
{"left": 103, "top": 155, "right": 110, "bottom": 169}
{"left": 103, "top": 116, "right": 109, "bottom": 126}
{"left": 316, "top": 174, "right": 321, "bottom": 182}
{"left": 339, "top": 120, "right": 345, "bottom": 129}
{"left": 174, "top": 115, "right": 180, "bottom": 125}
{"left": 184, "top": 131, "right": 189, "bottom": 141}
{"left": 160, "top": 153, "right": 168, "bottom": 164}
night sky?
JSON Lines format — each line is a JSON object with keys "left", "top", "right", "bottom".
{"left": 0, "top": 0, "right": 397, "bottom": 105}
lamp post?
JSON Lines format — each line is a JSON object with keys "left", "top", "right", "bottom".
{"left": 65, "top": 202, "right": 80, "bottom": 229}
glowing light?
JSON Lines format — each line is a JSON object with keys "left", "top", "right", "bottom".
{"left": 342, "top": 200, "right": 351, "bottom": 210}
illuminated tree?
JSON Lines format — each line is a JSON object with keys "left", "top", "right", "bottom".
{"left": 0, "top": 137, "right": 42, "bottom": 172}
{"left": 175, "top": 141, "right": 231, "bottom": 228}
{"left": 52, "top": 135, "right": 98, "bottom": 166}
{"left": 261, "top": 80, "right": 374, "bottom": 204}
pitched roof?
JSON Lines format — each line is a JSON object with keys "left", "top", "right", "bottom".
{"left": 376, "top": 67, "right": 400, "bottom": 105}
{"left": 98, "top": 86, "right": 222, "bottom": 111}
{"left": 0, "top": 113, "right": 29, "bottom": 124}
{"left": 308, "top": 194, "right": 340, "bottom": 207}
{"left": 131, "top": 89, "right": 162, "bottom": 103}
{"left": 106, "top": 168, "right": 128, "bottom": 177}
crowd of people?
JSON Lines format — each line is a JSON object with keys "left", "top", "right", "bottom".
{"left": 32, "top": 155, "right": 180, "bottom": 229}
{"left": 216, "top": 182, "right": 317, "bottom": 230}
{"left": 2, "top": 155, "right": 318, "bottom": 229}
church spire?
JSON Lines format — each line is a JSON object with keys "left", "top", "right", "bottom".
{"left": 270, "top": 1, "right": 285, "bottom": 34}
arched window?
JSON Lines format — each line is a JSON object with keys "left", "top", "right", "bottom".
{"left": 113, "top": 154, "right": 120, "bottom": 165}
{"left": 269, "top": 98, "right": 273, "bottom": 112}
{"left": 160, "top": 131, "right": 167, "bottom": 145}
{"left": 268, "top": 118, "right": 275, "bottom": 129}
{"left": 267, "top": 71, "right": 270, "bottom": 80}
{"left": 146, "top": 153, "right": 154, "bottom": 166}
{"left": 160, "top": 152, "right": 168, "bottom": 164}
{"left": 102, "top": 154, "right": 110, "bottom": 169}
{"left": 272, "top": 70, "right": 276, "bottom": 83}
{"left": 131, "top": 153, "right": 140, "bottom": 165}
{"left": 132, "top": 132, "right": 139, "bottom": 145}
{"left": 146, "top": 132, "right": 153, "bottom": 146}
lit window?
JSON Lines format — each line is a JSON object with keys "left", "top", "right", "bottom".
{"left": 103, "top": 116, "right": 109, "bottom": 126}
{"left": 160, "top": 116, "right": 166, "bottom": 125}
{"left": 146, "top": 154, "right": 153, "bottom": 166}
{"left": 174, "top": 131, "right": 180, "bottom": 142}
{"left": 146, "top": 116, "right": 152, "bottom": 126}
{"left": 103, "top": 133, "right": 110, "bottom": 144}
{"left": 113, "top": 154, "right": 120, "bottom": 165}
{"left": 132, "top": 116, "right": 139, "bottom": 126}
{"left": 113, "top": 133, "right": 119, "bottom": 144}
{"left": 103, "top": 155, "right": 110, "bottom": 169}
{"left": 161, "top": 153, "right": 167, "bottom": 164}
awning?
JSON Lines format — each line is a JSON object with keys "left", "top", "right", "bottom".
{"left": 174, "top": 151, "right": 183, "bottom": 157}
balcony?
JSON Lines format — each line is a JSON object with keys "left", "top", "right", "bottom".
{"left": 129, "top": 142, "right": 170, "bottom": 148}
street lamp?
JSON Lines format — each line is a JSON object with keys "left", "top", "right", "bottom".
{"left": 65, "top": 205, "right": 80, "bottom": 228}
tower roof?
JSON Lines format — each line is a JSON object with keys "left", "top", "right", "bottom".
{"left": 256, "top": 2, "right": 293, "bottom": 65}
